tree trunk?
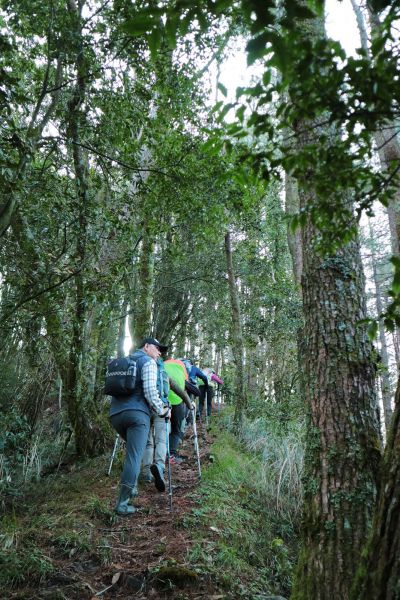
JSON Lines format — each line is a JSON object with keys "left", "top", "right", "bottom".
{"left": 351, "top": 380, "right": 400, "bottom": 600}
{"left": 224, "top": 231, "right": 246, "bottom": 430}
{"left": 351, "top": 0, "right": 400, "bottom": 256}
{"left": 368, "top": 221, "right": 393, "bottom": 430}
{"left": 117, "top": 295, "right": 129, "bottom": 358}
{"left": 346, "top": 9, "right": 400, "bottom": 595}
{"left": 0, "top": 52, "right": 62, "bottom": 237}
{"left": 63, "top": 0, "right": 106, "bottom": 457}
{"left": 292, "top": 216, "right": 382, "bottom": 599}
{"left": 130, "top": 222, "right": 155, "bottom": 350}
{"left": 290, "top": 8, "right": 382, "bottom": 599}
{"left": 285, "top": 172, "right": 303, "bottom": 287}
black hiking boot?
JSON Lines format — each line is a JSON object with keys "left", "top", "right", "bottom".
{"left": 150, "top": 464, "right": 166, "bottom": 492}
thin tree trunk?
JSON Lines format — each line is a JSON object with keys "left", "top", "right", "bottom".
{"left": 130, "top": 222, "right": 155, "bottom": 350}
{"left": 368, "top": 221, "right": 393, "bottom": 430}
{"left": 117, "top": 296, "right": 129, "bottom": 358}
{"left": 224, "top": 231, "right": 246, "bottom": 431}
{"left": 351, "top": 0, "right": 400, "bottom": 256}
{"left": 63, "top": 0, "right": 105, "bottom": 457}
{"left": 285, "top": 172, "right": 303, "bottom": 287}
{"left": 0, "top": 52, "right": 62, "bottom": 237}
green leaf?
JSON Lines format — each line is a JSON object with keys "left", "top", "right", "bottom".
{"left": 236, "top": 105, "right": 245, "bottom": 122}
{"left": 148, "top": 28, "right": 162, "bottom": 60}
{"left": 165, "top": 14, "right": 178, "bottom": 49}
{"left": 390, "top": 256, "right": 400, "bottom": 269}
{"left": 217, "top": 82, "right": 228, "bottom": 97}
{"left": 178, "top": 14, "right": 192, "bottom": 36}
{"left": 216, "top": 102, "right": 235, "bottom": 122}
{"left": 392, "top": 269, "right": 400, "bottom": 295}
{"left": 289, "top": 214, "right": 299, "bottom": 232}
{"left": 262, "top": 70, "right": 272, "bottom": 86}
{"left": 122, "top": 15, "right": 159, "bottom": 36}
{"left": 384, "top": 318, "right": 395, "bottom": 333}
{"left": 246, "top": 32, "right": 269, "bottom": 66}
{"left": 211, "top": 0, "right": 233, "bottom": 14}
{"left": 267, "top": 32, "right": 288, "bottom": 76}
{"left": 367, "top": 320, "right": 378, "bottom": 340}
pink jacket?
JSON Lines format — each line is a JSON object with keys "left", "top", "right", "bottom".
{"left": 211, "top": 373, "right": 223, "bottom": 385}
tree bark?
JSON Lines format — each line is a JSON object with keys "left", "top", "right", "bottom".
{"left": 0, "top": 40, "right": 62, "bottom": 237}
{"left": 292, "top": 217, "right": 382, "bottom": 600}
{"left": 285, "top": 172, "right": 303, "bottom": 287}
{"left": 350, "top": 0, "right": 400, "bottom": 257}
{"left": 290, "top": 7, "right": 382, "bottom": 599}
{"left": 224, "top": 231, "right": 246, "bottom": 431}
{"left": 63, "top": 0, "right": 106, "bottom": 457}
{"left": 130, "top": 222, "right": 155, "bottom": 349}
{"left": 368, "top": 221, "right": 393, "bottom": 430}
{"left": 351, "top": 381, "right": 400, "bottom": 600}
{"left": 117, "top": 296, "right": 129, "bottom": 358}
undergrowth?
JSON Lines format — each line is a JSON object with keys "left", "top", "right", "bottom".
{"left": 185, "top": 418, "right": 302, "bottom": 599}
{"left": 0, "top": 455, "right": 115, "bottom": 592}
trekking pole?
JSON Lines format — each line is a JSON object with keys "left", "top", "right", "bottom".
{"left": 165, "top": 417, "right": 173, "bottom": 510}
{"left": 107, "top": 435, "right": 120, "bottom": 476}
{"left": 191, "top": 407, "right": 202, "bottom": 479}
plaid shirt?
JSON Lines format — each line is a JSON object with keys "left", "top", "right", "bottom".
{"left": 142, "top": 359, "right": 165, "bottom": 414}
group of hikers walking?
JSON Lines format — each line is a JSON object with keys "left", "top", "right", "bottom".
{"left": 106, "top": 337, "right": 223, "bottom": 516}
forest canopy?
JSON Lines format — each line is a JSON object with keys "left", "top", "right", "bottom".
{"left": 1, "top": 0, "right": 400, "bottom": 598}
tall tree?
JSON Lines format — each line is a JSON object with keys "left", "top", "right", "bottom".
{"left": 367, "top": 221, "right": 393, "bottom": 430}
{"left": 224, "top": 230, "right": 246, "bottom": 430}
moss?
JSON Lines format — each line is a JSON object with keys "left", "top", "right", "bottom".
{"left": 154, "top": 565, "right": 198, "bottom": 588}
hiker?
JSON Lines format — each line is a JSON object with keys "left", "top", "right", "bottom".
{"left": 109, "top": 337, "right": 170, "bottom": 516}
{"left": 184, "top": 379, "right": 201, "bottom": 427}
{"left": 141, "top": 357, "right": 190, "bottom": 492}
{"left": 164, "top": 358, "right": 196, "bottom": 462}
{"left": 181, "top": 357, "right": 208, "bottom": 388}
{"left": 180, "top": 358, "right": 208, "bottom": 420}
{"left": 199, "top": 367, "right": 224, "bottom": 419}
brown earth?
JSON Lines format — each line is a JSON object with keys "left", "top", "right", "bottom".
{"left": 5, "top": 420, "right": 227, "bottom": 600}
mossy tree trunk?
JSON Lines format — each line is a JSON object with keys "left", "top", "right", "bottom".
{"left": 290, "top": 7, "right": 382, "bottom": 599}
{"left": 291, "top": 216, "right": 382, "bottom": 600}
{"left": 224, "top": 230, "right": 246, "bottom": 431}
{"left": 351, "top": 379, "right": 400, "bottom": 600}
{"left": 130, "top": 222, "right": 155, "bottom": 350}
{"left": 62, "top": 0, "right": 106, "bottom": 457}
{"left": 285, "top": 172, "right": 302, "bottom": 288}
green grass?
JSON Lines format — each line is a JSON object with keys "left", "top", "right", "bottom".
{"left": 52, "top": 529, "right": 91, "bottom": 557}
{"left": 85, "top": 495, "right": 117, "bottom": 526}
{"left": 185, "top": 424, "right": 298, "bottom": 599}
{"left": 0, "top": 454, "right": 117, "bottom": 594}
{"left": 0, "top": 546, "right": 54, "bottom": 588}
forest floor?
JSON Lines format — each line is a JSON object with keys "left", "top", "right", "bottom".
{"left": 2, "top": 419, "right": 232, "bottom": 600}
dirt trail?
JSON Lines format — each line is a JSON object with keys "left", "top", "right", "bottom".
{"left": 8, "top": 421, "right": 223, "bottom": 600}
{"left": 90, "top": 426, "right": 214, "bottom": 600}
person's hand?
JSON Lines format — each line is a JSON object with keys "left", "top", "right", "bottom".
{"left": 191, "top": 402, "right": 196, "bottom": 411}
{"left": 160, "top": 407, "right": 171, "bottom": 419}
